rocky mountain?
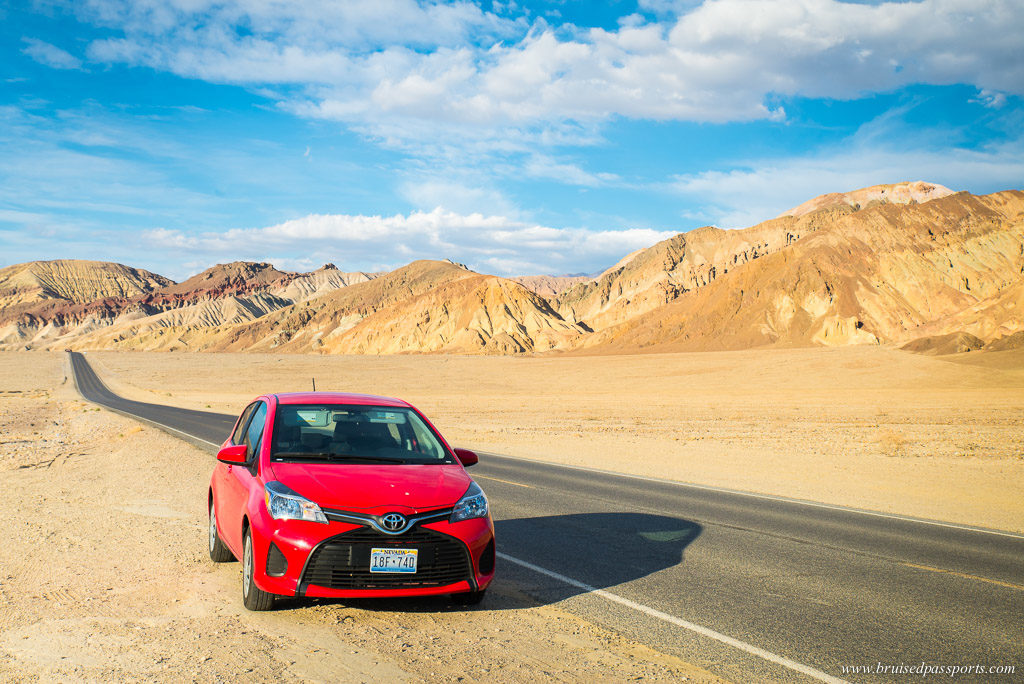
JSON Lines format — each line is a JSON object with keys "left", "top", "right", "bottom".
{"left": 779, "top": 181, "right": 955, "bottom": 218}
{"left": 76, "top": 260, "right": 585, "bottom": 355}
{"left": 2, "top": 183, "right": 1021, "bottom": 356}
{"left": 0, "top": 259, "right": 171, "bottom": 309}
{"left": 317, "top": 264, "right": 585, "bottom": 354}
{"left": 0, "top": 260, "right": 375, "bottom": 350}
{"left": 552, "top": 210, "right": 848, "bottom": 333}
{"left": 584, "top": 190, "right": 1024, "bottom": 353}
{"left": 509, "top": 275, "right": 589, "bottom": 297}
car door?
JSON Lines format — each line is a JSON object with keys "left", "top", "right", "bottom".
{"left": 213, "top": 402, "right": 256, "bottom": 540}
{"left": 218, "top": 401, "right": 266, "bottom": 554}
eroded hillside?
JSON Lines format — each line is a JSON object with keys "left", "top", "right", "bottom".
{"left": 2, "top": 183, "right": 1022, "bottom": 355}
{"left": 586, "top": 191, "right": 1024, "bottom": 352}
{"left": 73, "top": 261, "right": 586, "bottom": 355}
{"left": 0, "top": 261, "right": 375, "bottom": 350}
{"left": 0, "top": 260, "right": 171, "bottom": 309}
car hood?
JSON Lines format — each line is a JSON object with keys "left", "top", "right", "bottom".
{"left": 266, "top": 462, "right": 473, "bottom": 512}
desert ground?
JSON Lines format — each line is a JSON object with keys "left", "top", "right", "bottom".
{"left": 0, "top": 352, "right": 724, "bottom": 682}
{"left": 84, "top": 346, "right": 1024, "bottom": 532}
{"left": 2, "top": 347, "right": 1022, "bottom": 681}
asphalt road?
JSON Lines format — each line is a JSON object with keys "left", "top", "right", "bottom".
{"left": 69, "top": 352, "right": 1024, "bottom": 683}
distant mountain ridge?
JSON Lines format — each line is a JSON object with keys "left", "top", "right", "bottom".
{"left": 0, "top": 259, "right": 171, "bottom": 309}
{"left": 509, "top": 275, "right": 589, "bottom": 297}
{"left": 778, "top": 180, "right": 955, "bottom": 218}
{"left": 2, "top": 182, "right": 1022, "bottom": 355}
{"left": 0, "top": 260, "right": 376, "bottom": 351}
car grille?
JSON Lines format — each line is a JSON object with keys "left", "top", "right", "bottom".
{"left": 301, "top": 526, "right": 472, "bottom": 590}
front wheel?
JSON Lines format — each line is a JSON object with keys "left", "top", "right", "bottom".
{"left": 451, "top": 589, "right": 486, "bottom": 606}
{"left": 208, "top": 501, "right": 234, "bottom": 562}
{"left": 242, "top": 528, "right": 275, "bottom": 611}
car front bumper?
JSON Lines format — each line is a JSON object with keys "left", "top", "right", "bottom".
{"left": 250, "top": 511, "right": 495, "bottom": 599}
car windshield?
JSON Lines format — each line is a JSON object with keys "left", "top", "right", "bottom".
{"left": 270, "top": 404, "right": 454, "bottom": 465}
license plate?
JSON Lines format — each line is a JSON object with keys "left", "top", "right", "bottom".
{"left": 370, "top": 548, "right": 418, "bottom": 573}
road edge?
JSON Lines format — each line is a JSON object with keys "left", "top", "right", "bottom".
{"left": 69, "top": 352, "right": 220, "bottom": 455}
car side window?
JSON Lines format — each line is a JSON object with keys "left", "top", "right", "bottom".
{"left": 242, "top": 402, "right": 268, "bottom": 460}
{"left": 231, "top": 403, "right": 258, "bottom": 445}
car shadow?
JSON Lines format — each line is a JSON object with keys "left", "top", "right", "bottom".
{"left": 290, "top": 511, "right": 701, "bottom": 613}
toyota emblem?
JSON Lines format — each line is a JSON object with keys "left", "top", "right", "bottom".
{"left": 381, "top": 513, "right": 406, "bottom": 531}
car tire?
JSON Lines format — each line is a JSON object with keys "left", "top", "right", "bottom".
{"left": 208, "top": 501, "right": 235, "bottom": 563}
{"left": 451, "top": 589, "right": 486, "bottom": 606}
{"left": 242, "top": 528, "right": 275, "bottom": 611}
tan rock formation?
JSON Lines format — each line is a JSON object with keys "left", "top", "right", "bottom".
{"left": 779, "top": 181, "right": 955, "bottom": 218}
{"left": 0, "top": 259, "right": 171, "bottom": 309}
{"left": 901, "top": 332, "right": 986, "bottom": 355}
{"left": 586, "top": 191, "right": 1024, "bottom": 352}
{"left": 0, "top": 260, "right": 376, "bottom": 350}
{"left": 552, "top": 208, "right": 851, "bottom": 332}
{"left": 57, "top": 260, "right": 584, "bottom": 355}
{"left": 986, "top": 330, "right": 1024, "bottom": 351}
{"left": 322, "top": 272, "right": 585, "bottom": 354}
{"left": 510, "top": 275, "right": 590, "bottom": 297}
{"left": 219, "top": 260, "right": 583, "bottom": 354}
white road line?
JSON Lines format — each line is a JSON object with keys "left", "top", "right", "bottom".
{"left": 498, "top": 551, "right": 850, "bottom": 684}
{"left": 92, "top": 400, "right": 221, "bottom": 448}
{"left": 135, "top": 417, "right": 220, "bottom": 448}
{"left": 485, "top": 453, "right": 1024, "bottom": 540}
{"left": 70, "top": 355, "right": 221, "bottom": 449}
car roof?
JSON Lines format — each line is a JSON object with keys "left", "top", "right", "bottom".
{"left": 271, "top": 392, "right": 412, "bottom": 408}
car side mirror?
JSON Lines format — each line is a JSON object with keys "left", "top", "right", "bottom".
{"left": 217, "top": 444, "right": 248, "bottom": 464}
{"left": 454, "top": 448, "right": 478, "bottom": 467}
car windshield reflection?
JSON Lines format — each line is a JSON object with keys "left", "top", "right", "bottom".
{"left": 271, "top": 404, "right": 454, "bottom": 465}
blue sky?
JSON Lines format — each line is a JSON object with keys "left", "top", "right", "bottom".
{"left": 1, "top": 0, "right": 1022, "bottom": 280}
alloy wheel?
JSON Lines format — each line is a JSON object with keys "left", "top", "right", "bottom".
{"left": 208, "top": 504, "right": 217, "bottom": 553}
{"left": 243, "top": 535, "right": 252, "bottom": 598}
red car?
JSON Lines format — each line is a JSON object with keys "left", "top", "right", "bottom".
{"left": 208, "top": 392, "right": 495, "bottom": 610}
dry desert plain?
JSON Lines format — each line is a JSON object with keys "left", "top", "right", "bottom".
{"left": 1, "top": 346, "right": 1023, "bottom": 682}
{"left": 86, "top": 346, "right": 1024, "bottom": 532}
{"left": 0, "top": 351, "right": 725, "bottom": 683}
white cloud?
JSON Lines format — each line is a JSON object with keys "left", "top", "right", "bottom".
{"left": 22, "top": 38, "right": 84, "bottom": 70}
{"left": 81, "top": 0, "right": 1024, "bottom": 143}
{"left": 669, "top": 136, "right": 1024, "bottom": 228}
{"left": 973, "top": 89, "right": 1008, "bottom": 109}
{"left": 142, "top": 208, "right": 678, "bottom": 276}
{"left": 73, "top": 0, "right": 1024, "bottom": 197}
{"left": 399, "top": 180, "right": 520, "bottom": 217}
{"left": 524, "top": 155, "right": 619, "bottom": 187}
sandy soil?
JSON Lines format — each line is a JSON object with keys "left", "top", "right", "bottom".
{"left": 83, "top": 346, "right": 1024, "bottom": 533}
{"left": 0, "top": 352, "right": 723, "bottom": 682}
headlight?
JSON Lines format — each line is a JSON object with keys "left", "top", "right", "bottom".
{"left": 450, "top": 481, "right": 488, "bottom": 523}
{"left": 264, "top": 481, "right": 328, "bottom": 523}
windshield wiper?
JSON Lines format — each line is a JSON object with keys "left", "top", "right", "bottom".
{"left": 272, "top": 452, "right": 407, "bottom": 463}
